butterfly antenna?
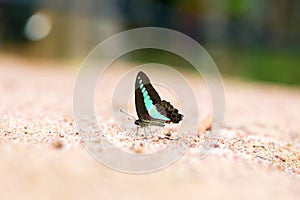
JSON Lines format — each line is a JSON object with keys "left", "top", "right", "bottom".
{"left": 120, "top": 109, "right": 136, "bottom": 121}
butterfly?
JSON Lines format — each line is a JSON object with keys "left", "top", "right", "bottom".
{"left": 133, "top": 71, "right": 183, "bottom": 127}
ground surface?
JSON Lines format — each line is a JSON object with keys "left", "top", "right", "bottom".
{"left": 0, "top": 56, "right": 299, "bottom": 200}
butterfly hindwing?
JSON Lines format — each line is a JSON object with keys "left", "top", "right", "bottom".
{"left": 160, "top": 100, "right": 183, "bottom": 123}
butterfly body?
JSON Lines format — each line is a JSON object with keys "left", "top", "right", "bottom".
{"left": 134, "top": 71, "right": 183, "bottom": 127}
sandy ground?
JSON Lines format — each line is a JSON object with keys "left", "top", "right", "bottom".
{"left": 0, "top": 56, "right": 299, "bottom": 200}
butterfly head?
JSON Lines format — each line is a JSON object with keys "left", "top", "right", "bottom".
{"left": 134, "top": 119, "right": 141, "bottom": 125}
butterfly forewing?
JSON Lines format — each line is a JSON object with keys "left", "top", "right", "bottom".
{"left": 135, "top": 78, "right": 149, "bottom": 121}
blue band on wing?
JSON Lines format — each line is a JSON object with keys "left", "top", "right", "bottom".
{"left": 139, "top": 81, "right": 170, "bottom": 121}
{"left": 148, "top": 105, "right": 170, "bottom": 120}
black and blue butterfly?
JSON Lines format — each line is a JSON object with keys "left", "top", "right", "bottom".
{"left": 133, "top": 71, "right": 183, "bottom": 127}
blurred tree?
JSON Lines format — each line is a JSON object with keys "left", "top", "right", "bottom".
{"left": 0, "top": 1, "right": 34, "bottom": 43}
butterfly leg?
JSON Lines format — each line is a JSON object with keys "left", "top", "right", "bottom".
{"left": 145, "top": 126, "right": 154, "bottom": 138}
{"left": 135, "top": 126, "right": 140, "bottom": 137}
{"left": 134, "top": 126, "right": 147, "bottom": 138}
{"left": 142, "top": 127, "right": 146, "bottom": 138}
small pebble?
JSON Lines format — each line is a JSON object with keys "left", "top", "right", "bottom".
{"left": 164, "top": 132, "right": 172, "bottom": 137}
{"left": 52, "top": 140, "right": 63, "bottom": 149}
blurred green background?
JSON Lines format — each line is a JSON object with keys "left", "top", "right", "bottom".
{"left": 0, "top": 0, "right": 299, "bottom": 86}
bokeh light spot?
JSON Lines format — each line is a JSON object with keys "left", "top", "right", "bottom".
{"left": 24, "top": 11, "right": 52, "bottom": 41}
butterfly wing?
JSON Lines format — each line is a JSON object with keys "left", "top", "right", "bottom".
{"left": 135, "top": 72, "right": 150, "bottom": 121}
{"left": 160, "top": 100, "right": 183, "bottom": 123}
{"left": 135, "top": 71, "right": 183, "bottom": 124}
{"left": 135, "top": 71, "right": 169, "bottom": 122}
